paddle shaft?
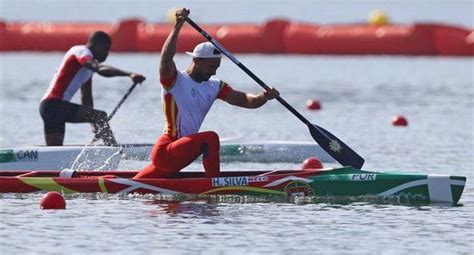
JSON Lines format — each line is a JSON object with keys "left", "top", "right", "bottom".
{"left": 185, "top": 17, "right": 365, "bottom": 168}
{"left": 107, "top": 82, "right": 138, "bottom": 122}
{"left": 186, "top": 19, "right": 310, "bottom": 125}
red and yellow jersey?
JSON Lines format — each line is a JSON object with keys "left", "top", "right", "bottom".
{"left": 42, "top": 45, "right": 94, "bottom": 101}
{"left": 160, "top": 70, "right": 232, "bottom": 138}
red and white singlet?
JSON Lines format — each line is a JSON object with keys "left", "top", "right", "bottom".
{"left": 161, "top": 70, "right": 233, "bottom": 138}
{"left": 42, "top": 45, "right": 94, "bottom": 101}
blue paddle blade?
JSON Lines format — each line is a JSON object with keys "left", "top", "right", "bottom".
{"left": 307, "top": 123, "right": 365, "bottom": 169}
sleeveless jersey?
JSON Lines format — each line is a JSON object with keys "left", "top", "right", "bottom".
{"left": 161, "top": 70, "right": 232, "bottom": 138}
{"left": 42, "top": 45, "right": 94, "bottom": 101}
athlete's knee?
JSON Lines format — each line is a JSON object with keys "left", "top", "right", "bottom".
{"left": 200, "top": 142, "right": 209, "bottom": 155}
{"left": 200, "top": 131, "right": 219, "bottom": 156}
{"left": 203, "top": 131, "right": 219, "bottom": 144}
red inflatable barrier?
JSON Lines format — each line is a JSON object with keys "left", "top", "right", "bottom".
{"left": 0, "top": 19, "right": 145, "bottom": 52}
{"left": 213, "top": 24, "right": 264, "bottom": 53}
{"left": 0, "top": 21, "right": 7, "bottom": 51}
{"left": 260, "top": 19, "right": 290, "bottom": 53}
{"left": 136, "top": 20, "right": 289, "bottom": 53}
{"left": 284, "top": 22, "right": 439, "bottom": 55}
{"left": 0, "top": 19, "right": 472, "bottom": 56}
{"left": 2, "top": 22, "right": 113, "bottom": 51}
{"left": 112, "top": 19, "right": 143, "bottom": 52}
{"left": 137, "top": 23, "right": 209, "bottom": 52}
{"left": 429, "top": 23, "right": 474, "bottom": 56}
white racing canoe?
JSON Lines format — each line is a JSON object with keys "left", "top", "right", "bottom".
{"left": 0, "top": 147, "right": 122, "bottom": 170}
{"left": 0, "top": 141, "right": 335, "bottom": 171}
{"left": 121, "top": 141, "right": 335, "bottom": 163}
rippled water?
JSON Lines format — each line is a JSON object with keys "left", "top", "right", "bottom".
{"left": 2, "top": 194, "right": 473, "bottom": 254}
{"left": 1, "top": 1, "right": 474, "bottom": 254}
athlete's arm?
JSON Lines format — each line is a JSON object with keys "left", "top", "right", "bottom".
{"left": 160, "top": 8, "right": 189, "bottom": 84}
{"left": 224, "top": 87, "right": 279, "bottom": 109}
{"left": 83, "top": 60, "right": 146, "bottom": 84}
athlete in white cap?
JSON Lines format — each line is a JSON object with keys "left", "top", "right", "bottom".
{"left": 135, "top": 8, "right": 279, "bottom": 179}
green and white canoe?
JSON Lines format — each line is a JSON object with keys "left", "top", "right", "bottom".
{"left": 0, "top": 166, "right": 466, "bottom": 204}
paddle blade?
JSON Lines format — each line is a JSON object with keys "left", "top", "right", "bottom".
{"left": 307, "top": 124, "right": 365, "bottom": 169}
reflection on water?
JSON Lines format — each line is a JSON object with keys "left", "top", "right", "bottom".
{"left": 146, "top": 199, "right": 220, "bottom": 217}
{"left": 1, "top": 190, "right": 473, "bottom": 254}
{"left": 49, "top": 192, "right": 459, "bottom": 206}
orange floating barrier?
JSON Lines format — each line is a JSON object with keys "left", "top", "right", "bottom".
{"left": 284, "top": 22, "right": 439, "bottom": 55}
{"left": 112, "top": 19, "right": 142, "bottom": 52}
{"left": 430, "top": 23, "right": 474, "bottom": 56}
{"left": 2, "top": 21, "right": 112, "bottom": 51}
{"left": 136, "top": 22, "right": 280, "bottom": 53}
{"left": 0, "top": 18, "right": 472, "bottom": 56}
{"left": 260, "top": 19, "right": 290, "bottom": 53}
{"left": 214, "top": 23, "right": 264, "bottom": 53}
{"left": 137, "top": 23, "right": 209, "bottom": 52}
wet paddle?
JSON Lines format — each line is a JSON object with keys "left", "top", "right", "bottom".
{"left": 107, "top": 82, "right": 138, "bottom": 122}
{"left": 185, "top": 17, "right": 365, "bottom": 168}
{"left": 91, "top": 82, "right": 138, "bottom": 144}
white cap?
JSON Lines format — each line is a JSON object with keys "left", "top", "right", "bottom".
{"left": 185, "top": 42, "right": 222, "bottom": 59}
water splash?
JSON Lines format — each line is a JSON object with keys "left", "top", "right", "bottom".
{"left": 97, "top": 147, "right": 123, "bottom": 171}
{"left": 69, "top": 144, "right": 122, "bottom": 171}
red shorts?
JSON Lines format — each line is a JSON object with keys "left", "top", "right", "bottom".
{"left": 134, "top": 131, "right": 220, "bottom": 178}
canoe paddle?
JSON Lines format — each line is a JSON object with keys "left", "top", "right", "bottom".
{"left": 91, "top": 82, "right": 138, "bottom": 144}
{"left": 185, "top": 17, "right": 365, "bottom": 169}
{"left": 107, "top": 82, "right": 139, "bottom": 122}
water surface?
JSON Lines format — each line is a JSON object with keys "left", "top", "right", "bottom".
{"left": 1, "top": 1, "right": 473, "bottom": 254}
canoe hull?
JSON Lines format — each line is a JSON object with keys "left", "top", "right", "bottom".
{"left": 0, "top": 147, "right": 122, "bottom": 170}
{"left": 123, "top": 141, "right": 335, "bottom": 163}
{"left": 0, "top": 141, "right": 335, "bottom": 171}
{"left": 0, "top": 167, "right": 465, "bottom": 204}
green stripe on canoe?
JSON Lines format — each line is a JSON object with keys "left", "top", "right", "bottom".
{"left": 219, "top": 145, "right": 242, "bottom": 155}
{"left": 0, "top": 149, "right": 16, "bottom": 163}
{"left": 450, "top": 176, "right": 467, "bottom": 182}
{"left": 20, "top": 177, "right": 76, "bottom": 194}
{"left": 451, "top": 185, "right": 464, "bottom": 203}
{"left": 98, "top": 178, "right": 108, "bottom": 193}
{"left": 219, "top": 144, "right": 266, "bottom": 155}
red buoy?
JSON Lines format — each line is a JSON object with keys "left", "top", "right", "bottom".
{"left": 302, "top": 157, "right": 323, "bottom": 170}
{"left": 306, "top": 99, "right": 321, "bottom": 110}
{"left": 392, "top": 115, "right": 408, "bottom": 126}
{"left": 40, "top": 191, "right": 66, "bottom": 210}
